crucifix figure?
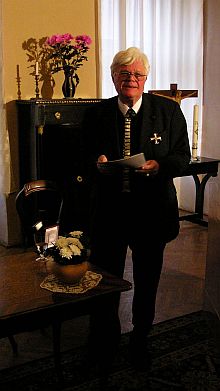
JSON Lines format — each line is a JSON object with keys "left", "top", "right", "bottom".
{"left": 148, "top": 83, "right": 198, "bottom": 105}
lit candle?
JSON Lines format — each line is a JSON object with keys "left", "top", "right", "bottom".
{"left": 192, "top": 104, "right": 199, "bottom": 160}
{"left": 35, "top": 61, "right": 39, "bottom": 76}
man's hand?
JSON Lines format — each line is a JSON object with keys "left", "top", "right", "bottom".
{"left": 135, "top": 159, "right": 159, "bottom": 176}
{"left": 97, "top": 154, "right": 112, "bottom": 174}
{"left": 97, "top": 155, "right": 108, "bottom": 163}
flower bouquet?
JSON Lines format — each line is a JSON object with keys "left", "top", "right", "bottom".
{"left": 46, "top": 33, "right": 92, "bottom": 88}
{"left": 45, "top": 231, "right": 90, "bottom": 283}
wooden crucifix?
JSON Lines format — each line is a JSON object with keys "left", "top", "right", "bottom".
{"left": 148, "top": 83, "right": 198, "bottom": 105}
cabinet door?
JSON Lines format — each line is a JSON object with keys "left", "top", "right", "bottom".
{"left": 39, "top": 123, "right": 84, "bottom": 180}
{"left": 39, "top": 123, "right": 89, "bottom": 232}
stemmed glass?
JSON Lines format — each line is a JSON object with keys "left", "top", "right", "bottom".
{"left": 33, "top": 221, "right": 48, "bottom": 262}
{"left": 33, "top": 222, "right": 59, "bottom": 264}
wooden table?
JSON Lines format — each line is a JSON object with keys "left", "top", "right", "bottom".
{"left": 0, "top": 252, "right": 132, "bottom": 377}
{"left": 179, "top": 157, "right": 220, "bottom": 226}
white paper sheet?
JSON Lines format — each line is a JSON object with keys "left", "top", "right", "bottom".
{"left": 97, "top": 153, "right": 146, "bottom": 171}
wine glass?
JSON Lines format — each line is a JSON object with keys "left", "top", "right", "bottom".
{"left": 33, "top": 221, "right": 48, "bottom": 261}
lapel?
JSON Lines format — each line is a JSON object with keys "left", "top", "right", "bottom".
{"left": 104, "top": 97, "right": 122, "bottom": 158}
{"left": 139, "top": 94, "right": 157, "bottom": 156}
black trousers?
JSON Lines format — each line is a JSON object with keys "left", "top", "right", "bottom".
{"left": 89, "top": 192, "right": 166, "bottom": 364}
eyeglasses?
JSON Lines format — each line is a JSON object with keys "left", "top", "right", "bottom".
{"left": 115, "top": 71, "right": 147, "bottom": 81}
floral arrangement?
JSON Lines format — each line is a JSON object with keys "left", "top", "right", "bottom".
{"left": 46, "top": 231, "right": 89, "bottom": 266}
{"left": 45, "top": 33, "right": 92, "bottom": 86}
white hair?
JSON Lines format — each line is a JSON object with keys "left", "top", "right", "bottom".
{"left": 110, "top": 47, "right": 150, "bottom": 76}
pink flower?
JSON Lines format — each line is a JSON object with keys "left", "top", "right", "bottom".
{"left": 62, "top": 33, "right": 74, "bottom": 42}
{"left": 45, "top": 32, "right": 92, "bottom": 82}
{"left": 75, "top": 35, "right": 92, "bottom": 45}
{"left": 46, "top": 33, "right": 74, "bottom": 46}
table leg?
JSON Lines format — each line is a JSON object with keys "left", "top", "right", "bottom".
{"left": 8, "top": 335, "right": 18, "bottom": 354}
{"left": 52, "top": 322, "right": 63, "bottom": 381}
{"left": 179, "top": 173, "right": 215, "bottom": 226}
{"left": 192, "top": 173, "right": 212, "bottom": 220}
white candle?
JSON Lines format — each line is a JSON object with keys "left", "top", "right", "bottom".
{"left": 35, "top": 61, "right": 39, "bottom": 76}
{"left": 192, "top": 104, "right": 199, "bottom": 159}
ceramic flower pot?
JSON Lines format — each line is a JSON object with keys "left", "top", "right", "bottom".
{"left": 46, "top": 258, "right": 90, "bottom": 284}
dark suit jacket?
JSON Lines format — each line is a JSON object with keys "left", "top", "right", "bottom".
{"left": 84, "top": 93, "right": 191, "bottom": 243}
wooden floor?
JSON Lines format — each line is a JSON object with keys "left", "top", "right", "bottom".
{"left": 0, "top": 214, "right": 208, "bottom": 369}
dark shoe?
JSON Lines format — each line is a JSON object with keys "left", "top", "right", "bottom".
{"left": 128, "top": 331, "right": 152, "bottom": 371}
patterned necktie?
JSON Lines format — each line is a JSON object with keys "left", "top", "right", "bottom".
{"left": 123, "top": 108, "right": 136, "bottom": 157}
{"left": 122, "top": 108, "right": 136, "bottom": 192}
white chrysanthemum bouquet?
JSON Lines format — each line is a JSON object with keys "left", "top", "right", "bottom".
{"left": 46, "top": 231, "right": 89, "bottom": 266}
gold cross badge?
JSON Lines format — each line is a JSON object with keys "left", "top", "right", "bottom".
{"left": 150, "top": 133, "right": 162, "bottom": 144}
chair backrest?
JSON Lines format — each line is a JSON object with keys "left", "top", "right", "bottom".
{"left": 16, "top": 179, "right": 64, "bottom": 246}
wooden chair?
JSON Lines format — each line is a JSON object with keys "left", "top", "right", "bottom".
{"left": 15, "top": 179, "right": 64, "bottom": 247}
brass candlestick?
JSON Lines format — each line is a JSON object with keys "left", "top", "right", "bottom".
{"left": 35, "top": 74, "right": 40, "bottom": 99}
{"left": 16, "top": 64, "right": 21, "bottom": 100}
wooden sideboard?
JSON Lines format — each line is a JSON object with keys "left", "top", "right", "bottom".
{"left": 16, "top": 99, "right": 101, "bottom": 184}
{"left": 16, "top": 99, "right": 101, "bottom": 232}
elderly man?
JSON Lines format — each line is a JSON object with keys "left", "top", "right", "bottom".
{"left": 84, "top": 47, "right": 190, "bottom": 372}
